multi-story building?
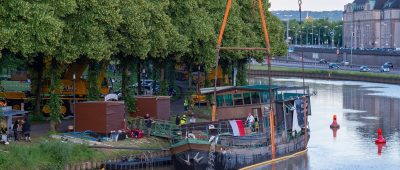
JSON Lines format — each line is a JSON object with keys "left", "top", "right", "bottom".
{"left": 343, "top": 0, "right": 400, "bottom": 49}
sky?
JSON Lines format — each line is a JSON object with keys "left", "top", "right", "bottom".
{"left": 269, "top": 0, "right": 352, "bottom": 11}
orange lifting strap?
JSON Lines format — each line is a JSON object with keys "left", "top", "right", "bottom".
{"left": 214, "top": 0, "right": 275, "bottom": 159}
{"left": 217, "top": 0, "right": 271, "bottom": 52}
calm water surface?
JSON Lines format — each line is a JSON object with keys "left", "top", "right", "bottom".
{"left": 249, "top": 77, "right": 400, "bottom": 170}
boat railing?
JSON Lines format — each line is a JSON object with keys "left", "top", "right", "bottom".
{"left": 127, "top": 117, "right": 179, "bottom": 139}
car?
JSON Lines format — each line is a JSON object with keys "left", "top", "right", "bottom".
{"left": 383, "top": 62, "right": 393, "bottom": 68}
{"left": 380, "top": 65, "right": 390, "bottom": 72}
{"left": 359, "top": 66, "right": 371, "bottom": 72}
{"left": 319, "top": 59, "right": 327, "bottom": 64}
{"left": 341, "top": 60, "right": 350, "bottom": 66}
{"left": 329, "top": 63, "right": 340, "bottom": 69}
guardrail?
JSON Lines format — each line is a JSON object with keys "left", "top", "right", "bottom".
{"left": 269, "top": 59, "right": 399, "bottom": 72}
{"left": 293, "top": 46, "right": 400, "bottom": 56}
{"left": 248, "top": 70, "right": 400, "bottom": 85}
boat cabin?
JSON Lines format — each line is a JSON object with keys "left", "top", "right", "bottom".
{"left": 201, "top": 85, "right": 279, "bottom": 120}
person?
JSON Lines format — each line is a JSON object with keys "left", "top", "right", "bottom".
{"left": 144, "top": 114, "right": 152, "bottom": 137}
{"left": 0, "top": 99, "right": 7, "bottom": 107}
{"left": 22, "top": 118, "right": 31, "bottom": 142}
{"left": 180, "top": 114, "right": 187, "bottom": 125}
{"left": 246, "top": 113, "right": 255, "bottom": 129}
{"left": 175, "top": 114, "right": 181, "bottom": 126}
{"left": 184, "top": 98, "right": 189, "bottom": 111}
{"left": 189, "top": 114, "right": 196, "bottom": 124}
{"left": 254, "top": 117, "right": 259, "bottom": 132}
{"left": 0, "top": 120, "right": 9, "bottom": 144}
{"left": 13, "top": 120, "right": 20, "bottom": 141}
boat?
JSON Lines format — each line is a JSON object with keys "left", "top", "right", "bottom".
{"left": 170, "top": 1, "right": 311, "bottom": 169}
{"left": 170, "top": 85, "right": 311, "bottom": 170}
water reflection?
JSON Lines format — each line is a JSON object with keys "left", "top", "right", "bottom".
{"left": 249, "top": 78, "right": 400, "bottom": 170}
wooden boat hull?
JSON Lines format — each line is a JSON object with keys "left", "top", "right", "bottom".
{"left": 171, "top": 134, "right": 309, "bottom": 170}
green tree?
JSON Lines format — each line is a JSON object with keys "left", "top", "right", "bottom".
{"left": 168, "top": 0, "right": 215, "bottom": 87}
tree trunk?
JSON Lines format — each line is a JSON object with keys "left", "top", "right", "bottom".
{"left": 87, "top": 60, "right": 100, "bottom": 100}
{"left": 33, "top": 55, "right": 44, "bottom": 115}
{"left": 121, "top": 60, "right": 129, "bottom": 99}
{"left": 137, "top": 61, "right": 142, "bottom": 95}
{"left": 187, "top": 64, "right": 192, "bottom": 89}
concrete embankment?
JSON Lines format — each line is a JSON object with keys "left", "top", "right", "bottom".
{"left": 248, "top": 70, "right": 400, "bottom": 84}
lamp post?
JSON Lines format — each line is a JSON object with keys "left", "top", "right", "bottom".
{"left": 73, "top": 73, "right": 76, "bottom": 132}
{"left": 284, "top": 15, "right": 292, "bottom": 60}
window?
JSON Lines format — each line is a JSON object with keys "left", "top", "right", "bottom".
{"left": 260, "top": 92, "right": 269, "bottom": 103}
{"left": 233, "top": 93, "right": 243, "bottom": 106}
{"left": 216, "top": 95, "right": 224, "bottom": 107}
{"left": 251, "top": 92, "right": 260, "bottom": 104}
{"left": 224, "top": 94, "right": 233, "bottom": 106}
{"left": 243, "top": 93, "right": 251, "bottom": 105}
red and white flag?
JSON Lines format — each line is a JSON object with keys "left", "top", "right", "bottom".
{"left": 229, "top": 120, "right": 245, "bottom": 136}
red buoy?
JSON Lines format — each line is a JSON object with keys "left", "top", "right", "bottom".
{"left": 375, "top": 128, "right": 386, "bottom": 144}
{"left": 376, "top": 143, "right": 385, "bottom": 156}
{"left": 330, "top": 115, "right": 340, "bottom": 129}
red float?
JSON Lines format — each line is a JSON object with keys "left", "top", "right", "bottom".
{"left": 330, "top": 115, "right": 340, "bottom": 129}
{"left": 375, "top": 128, "right": 386, "bottom": 144}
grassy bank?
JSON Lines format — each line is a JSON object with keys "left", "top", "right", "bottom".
{"left": 250, "top": 65, "right": 400, "bottom": 79}
{"left": 0, "top": 140, "right": 102, "bottom": 170}
{"left": 0, "top": 137, "right": 169, "bottom": 170}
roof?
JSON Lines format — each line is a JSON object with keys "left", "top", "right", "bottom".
{"left": 0, "top": 110, "right": 29, "bottom": 117}
{"left": 200, "top": 85, "right": 279, "bottom": 95}
{"left": 383, "top": 0, "right": 400, "bottom": 9}
{"left": 374, "top": 0, "right": 389, "bottom": 9}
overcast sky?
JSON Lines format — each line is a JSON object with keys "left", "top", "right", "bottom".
{"left": 269, "top": 0, "right": 352, "bottom": 11}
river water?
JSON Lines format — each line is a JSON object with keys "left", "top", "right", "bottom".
{"left": 248, "top": 77, "right": 400, "bottom": 170}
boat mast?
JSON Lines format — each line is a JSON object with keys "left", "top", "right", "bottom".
{"left": 213, "top": 0, "right": 276, "bottom": 159}
{"left": 298, "top": 0, "right": 308, "bottom": 149}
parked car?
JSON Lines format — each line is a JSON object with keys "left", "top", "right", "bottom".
{"left": 359, "top": 66, "right": 371, "bottom": 72}
{"left": 329, "top": 63, "right": 340, "bottom": 69}
{"left": 319, "top": 59, "right": 327, "bottom": 64}
{"left": 380, "top": 65, "right": 390, "bottom": 72}
{"left": 383, "top": 62, "right": 393, "bottom": 68}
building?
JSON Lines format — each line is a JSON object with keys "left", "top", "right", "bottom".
{"left": 343, "top": 0, "right": 400, "bottom": 49}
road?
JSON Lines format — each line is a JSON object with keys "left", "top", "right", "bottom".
{"left": 251, "top": 58, "right": 400, "bottom": 74}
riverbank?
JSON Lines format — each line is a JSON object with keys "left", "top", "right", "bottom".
{"left": 0, "top": 136, "right": 169, "bottom": 170}
{"left": 249, "top": 65, "right": 400, "bottom": 84}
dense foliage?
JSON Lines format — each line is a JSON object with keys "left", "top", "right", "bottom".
{"left": 0, "top": 0, "right": 286, "bottom": 117}
{"left": 287, "top": 18, "right": 343, "bottom": 47}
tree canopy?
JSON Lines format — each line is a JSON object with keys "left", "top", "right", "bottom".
{"left": 0, "top": 0, "right": 287, "bottom": 117}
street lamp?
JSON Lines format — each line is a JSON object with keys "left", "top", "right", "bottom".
{"left": 318, "top": 26, "right": 328, "bottom": 46}
{"left": 284, "top": 15, "right": 292, "bottom": 60}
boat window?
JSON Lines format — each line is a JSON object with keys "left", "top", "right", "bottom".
{"left": 216, "top": 95, "right": 224, "bottom": 107}
{"left": 251, "top": 92, "right": 260, "bottom": 104}
{"left": 260, "top": 92, "right": 269, "bottom": 103}
{"left": 233, "top": 93, "right": 243, "bottom": 106}
{"left": 243, "top": 92, "right": 251, "bottom": 105}
{"left": 224, "top": 94, "right": 233, "bottom": 106}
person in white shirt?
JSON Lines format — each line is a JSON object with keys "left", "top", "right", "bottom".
{"left": 246, "top": 113, "right": 255, "bottom": 128}
{"left": 189, "top": 114, "right": 196, "bottom": 123}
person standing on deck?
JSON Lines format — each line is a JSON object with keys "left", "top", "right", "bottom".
{"left": 175, "top": 114, "right": 181, "bottom": 125}
{"left": 189, "top": 114, "right": 196, "bottom": 124}
{"left": 180, "top": 114, "right": 187, "bottom": 125}
{"left": 246, "top": 113, "right": 255, "bottom": 130}
{"left": 144, "top": 114, "right": 152, "bottom": 137}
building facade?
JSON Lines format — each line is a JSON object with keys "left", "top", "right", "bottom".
{"left": 343, "top": 0, "right": 400, "bottom": 49}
